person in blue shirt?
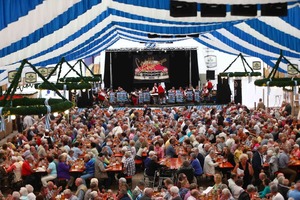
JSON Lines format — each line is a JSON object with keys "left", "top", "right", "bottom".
{"left": 288, "top": 181, "right": 300, "bottom": 200}
{"left": 80, "top": 154, "right": 95, "bottom": 185}
{"left": 190, "top": 152, "right": 203, "bottom": 186}
{"left": 166, "top": 138, "right": 177, "bottom": 158}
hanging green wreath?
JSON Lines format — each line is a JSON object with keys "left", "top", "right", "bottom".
{"left": 254, "top": 51, "right": 300, "bottom": 88}
{"left": 59, "top": 75, "right": 101, "bottom": 83}
{"left": 254, "top": 78, "right": 300, "bottom": 87}
{"left": 219, "top": 72, "right": 261, "bottom": 77}
{"left": 35, "top": 82, "right": 92, "bottom": 90}
{"left": 0, "top": 98, "right": 73, "bottom": 115}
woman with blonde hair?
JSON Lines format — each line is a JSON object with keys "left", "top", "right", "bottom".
{"left": 233, "top": 153, "right": 254, "bottom": 189}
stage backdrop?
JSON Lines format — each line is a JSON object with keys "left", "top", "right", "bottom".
{"left": 104, "top": 50, "right": 199, "bottom": 91}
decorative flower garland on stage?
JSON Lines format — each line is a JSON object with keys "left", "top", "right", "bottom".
{"left": 219, "top": 53, "right": 261, "bottom": 78}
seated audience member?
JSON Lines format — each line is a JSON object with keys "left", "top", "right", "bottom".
{"left": 145, "top": 155, "right": 161, "bottom": 177}
{"left": 64, "top": 189, "right": 79, "bottom": 200}
{"left": 75, "top": 178, "right": 87, "bottom": 200}
{"left": 259, "top": 178, "right": 271, "bottom": 198}
{"left": 80, "top": 154, "right": 95, "bottom": 185}
{"left": 238, "top": 184, "right": 256, "bottom": 200}
{"left": 41, "top": 155, "right": 58, "bottom": 187}
{"left": 139, "top": 188, "right": 154, "bottom": 200}
{"left": 189, "top": 153, "right": 203, "bottom": 181}
{"left": 177, "top": 160, "right": 195, "bottom": 184}
{"left": 203, "top": 150, "right": 219, "bottom": 176}
{"left": 169, "top": 186, "right": 181, "bottom": 200}
{"left": 278, "top": 146, "right": 297, "bottom": 183}
{"left": 166, "top": 138, "right": 177, "bottom": 158}
{"left": 132, "top": 180, "right": 145, "bottom": 200}
{"left": 270, "top": 183, "right": 285, "bottom": 200}
{"left": 220, "top": 188, "right": 235, "bottom": 200}
{"left": 288, "top": 181, "right": 300, "bottom": 200}
{"left": 278, "top": 177, "right": 290, "bottom": 200}
{"left": 183, "top": 183, "right": 198, "bottom": 200}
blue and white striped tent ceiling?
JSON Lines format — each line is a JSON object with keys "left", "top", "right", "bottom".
{"left": 0, "top": 0, "right": 300, "bottom": 77}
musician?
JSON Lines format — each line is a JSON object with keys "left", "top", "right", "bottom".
{"left": 158, "top": 83, "right": 166, "bottom": 105}
{"left": 206, "top": 80, "right": 213, "bottom": 92}
{"left": 151, "top": 83, "right": 158, "bottom": 104}
{"left": 107, "top": 88, "right": 116, "bottom": 104}
{"left": 130, "top": 89, "right": 139, "bottom": 106}
{"left": 97, "top": 89, "right": 108, "bottom": 106}
{"left": 185, "top": 85, "right": 194, "bottom": 102}
{"left": 168, "top": 87, "right": 176, "bottom": 104}
{"left": 201, "top": 84, "right": 209, "bottom": 99}
{"left": 194, "top": 86, "right": 201, "bottom": 103}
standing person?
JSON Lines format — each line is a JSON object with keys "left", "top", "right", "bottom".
{"left": 206, "top": 80, "right": 213, "bottom": 92}
{"left": 257, "top": 98, "right": 266, "bottom": 110}
{"left": 233, "top": 154, "right": 254, "bottom": 189}
{"left": 252, "top": 145, "right": 267, "bottom": 186}
{"left": 151, "top": 83, "right": 158, "bottom": 104}
{"left": 158, "top": 83, "right": 166, "bottom": 105}
{"left": 23, "top": 115, "right": 35, "bottom": 129}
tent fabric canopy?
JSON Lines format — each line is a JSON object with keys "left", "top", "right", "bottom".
{"left": 0, "top": 0, "right": 299, "bottom": 83}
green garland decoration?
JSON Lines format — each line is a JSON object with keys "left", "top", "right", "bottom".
{"left": 219, "top": 72, "right": 261, "bottom": 77}
{"left": 254, "top": 78, "right": 300, "bottom": 87}
{"left": 35, "top": 82, "right": 92, "bottom": 90}
{"left": 219, "top": 53, "right": 260, "bottom": 78}
{"left": 254, "top": 50, "right": 300, "bottom": 87}
{"left": 0, "top": 98, "right": 73, "bottom": 115}
{"left": 59, "top": 75, "right": 101, "bottom": 83}
{"left": 0, "top": 59, "right": 73, "bottom": 116}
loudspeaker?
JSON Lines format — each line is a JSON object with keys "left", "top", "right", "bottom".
{"left": 206, "top": 70, "right": 215, "bottom": 80}
{"left": 231, "top": 4, "right": 257, "bottom": 16}
{"left": 170, "top": 0, "right": 197, "bottom": 17}
{"left": 201, "top": 4, "right": 226, "bottom": 17}
{"left": 261, "top": 3, "right": 287, "bottom": 16}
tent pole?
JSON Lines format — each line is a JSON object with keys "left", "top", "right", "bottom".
{"left": 189, "top": 50, "right": 192, "bottom": 86}
{"left": 110, "top": 52, "right": 113, "bottom": 89}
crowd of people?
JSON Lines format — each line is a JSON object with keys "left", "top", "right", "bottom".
{"left": 0, "top": 96, "right": 299, "bottom": 200}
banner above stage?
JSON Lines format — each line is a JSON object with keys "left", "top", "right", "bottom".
{"left": 133, "top": 54, "right": 170, "bottom": 83}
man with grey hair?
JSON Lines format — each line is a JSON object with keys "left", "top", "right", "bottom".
{"left": 203, "top": 149, "right": 219, "bottom": 175}
{"left": 238, "top": 184, "right": 256, "bottom": 200}
{"left": 123, "top": 151, "right": 136, "bottom": 177}
{"left": 19, "top": 187, "right": 28, "bottom": 199}
{"left": 25, "top": 184, "right": 36, "bottom": 200}
{"left": 12, "top": 191, "right": 20, "bottom": 200}
{"left": 132, "top": 180, "right": 145, "bottom": 200}
{"left": 278, "top": 146, "right": 297, "bottom": 183}
{"left": 271, "top": 183, "right": 284, "bottom": 200}
{"left": 64, "top": 189, "right": 78, "bottom": 200}
{"left": 139, "top": 188, "right": 154, "bottom": 200}
{"left": 169, "top": 186, "right": 181, "bottom": 200}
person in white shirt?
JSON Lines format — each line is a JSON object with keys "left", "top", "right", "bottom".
{"left": 203, "top": 150, "right": 219, "bottom": 175}
{"left": 270, "top": 183, "right": 284, "bottom": 200}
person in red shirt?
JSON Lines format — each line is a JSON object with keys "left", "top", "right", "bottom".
{"left": 21, "top": 155, "right": 35, "bottom": 186}
{"left": 158, "top": 83, "right": 166, "bottom": 104}
{"left": 206, "top": 80, "right": 213, "bottom": 92}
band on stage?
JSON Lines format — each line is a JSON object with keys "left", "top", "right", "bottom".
{"left": 94, "top": 83, "right": 216, "bottom": 106}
